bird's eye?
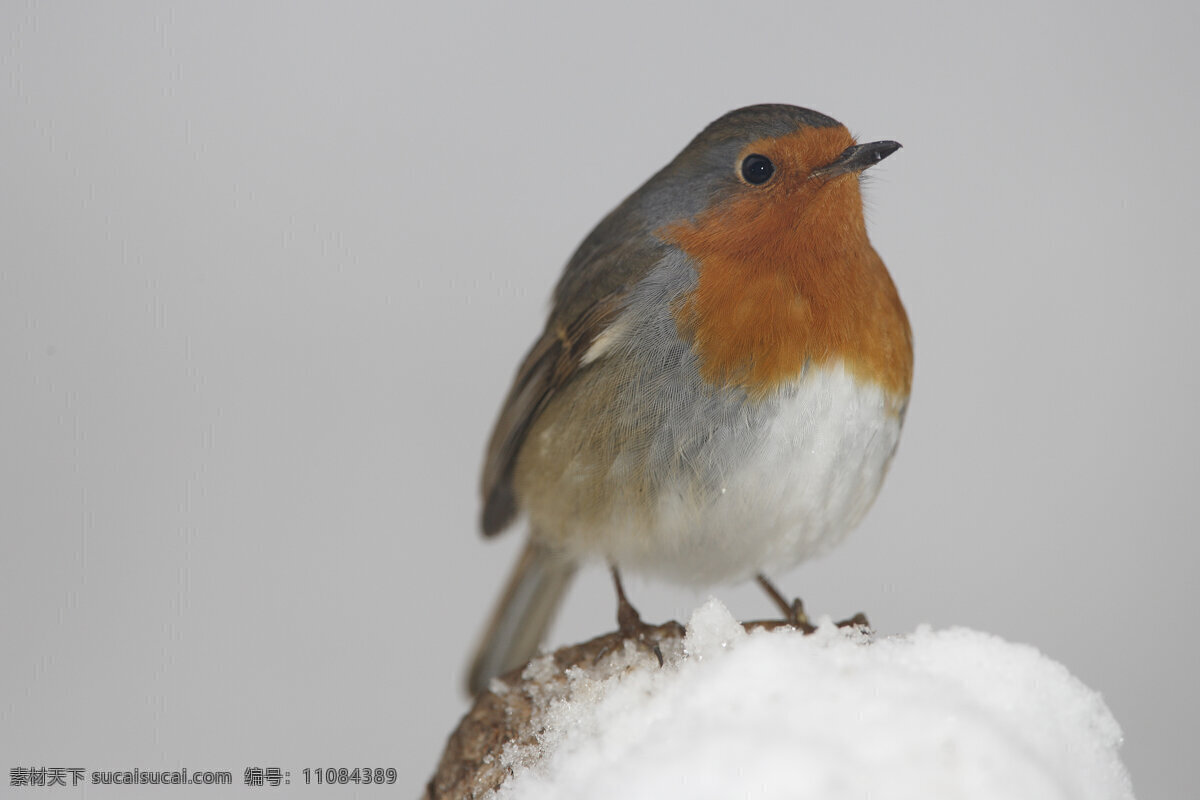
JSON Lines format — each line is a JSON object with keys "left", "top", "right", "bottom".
{"left": 740, "top": 154, "right": 775, "bottom": 185}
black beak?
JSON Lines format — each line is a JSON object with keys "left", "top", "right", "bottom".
{"left": 812, "top": 140, "right": 901, "bottom": 179}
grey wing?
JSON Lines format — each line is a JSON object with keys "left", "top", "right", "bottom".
{"left": 479, "top": 193, "right": 674, "bottom": 536}
{"left": 469, "top": 162, "right": 696, "bottom": 691}
{"left": 479, "top": 298, "right": 623, "bottom": 535}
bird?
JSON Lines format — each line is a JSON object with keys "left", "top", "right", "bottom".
{"left": 468, "top": 104, "right": 912, "bottom": 694}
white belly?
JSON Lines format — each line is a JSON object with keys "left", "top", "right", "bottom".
{"left": 531, "top": 361, "right": 905, "bottom": 586}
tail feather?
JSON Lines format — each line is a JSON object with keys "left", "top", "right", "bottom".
{"left": 467, "top": 540, "right": 576, "bottom": 694}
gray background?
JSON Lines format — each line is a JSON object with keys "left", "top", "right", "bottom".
{"left": 2, "top": 2, "right": 1195, "bottom": 797}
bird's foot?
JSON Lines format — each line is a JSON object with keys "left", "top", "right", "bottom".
{"left": 755, "top": 574, "right": 871, "bottom": 634}
{"left": 835, "top": 611, "right": 871, "bottom": 630}
{"left": 605, "top": 567, "right": 673, "bottom": 667}
{"left": 756, "top": 573, "right": 816, "bottom": 632}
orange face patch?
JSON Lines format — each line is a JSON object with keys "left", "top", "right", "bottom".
{"left": 661, "top": 127, "right": 913, "bottom": 402}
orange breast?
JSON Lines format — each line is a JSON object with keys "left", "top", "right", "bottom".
{"left": 661, "top": 128, "right": 913, "bottom": 404}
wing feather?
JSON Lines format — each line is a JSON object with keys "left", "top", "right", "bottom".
{"left": 480, "top": 297, "right": 625, "bottom": 535}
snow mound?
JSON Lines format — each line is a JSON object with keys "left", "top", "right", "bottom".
{"left": 496, "top": 599, "right": 1133, "bottom": 800}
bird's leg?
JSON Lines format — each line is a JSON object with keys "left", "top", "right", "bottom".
{"left": 611, "top": 566, "right": 664, "bottom": 667}
{"left": 756, "top": 573, "right": 815, "bottom": 633}
{"left": 612, "top": 566, "right": 643, "bottom": 635}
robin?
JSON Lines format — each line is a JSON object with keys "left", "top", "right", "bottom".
{"left": 468, "top": 104, "right": 912, "bottom": 694}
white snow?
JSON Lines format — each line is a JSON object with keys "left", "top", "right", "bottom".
{"left": 495, "top": 599, "right": 1134, "bottom": 800}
